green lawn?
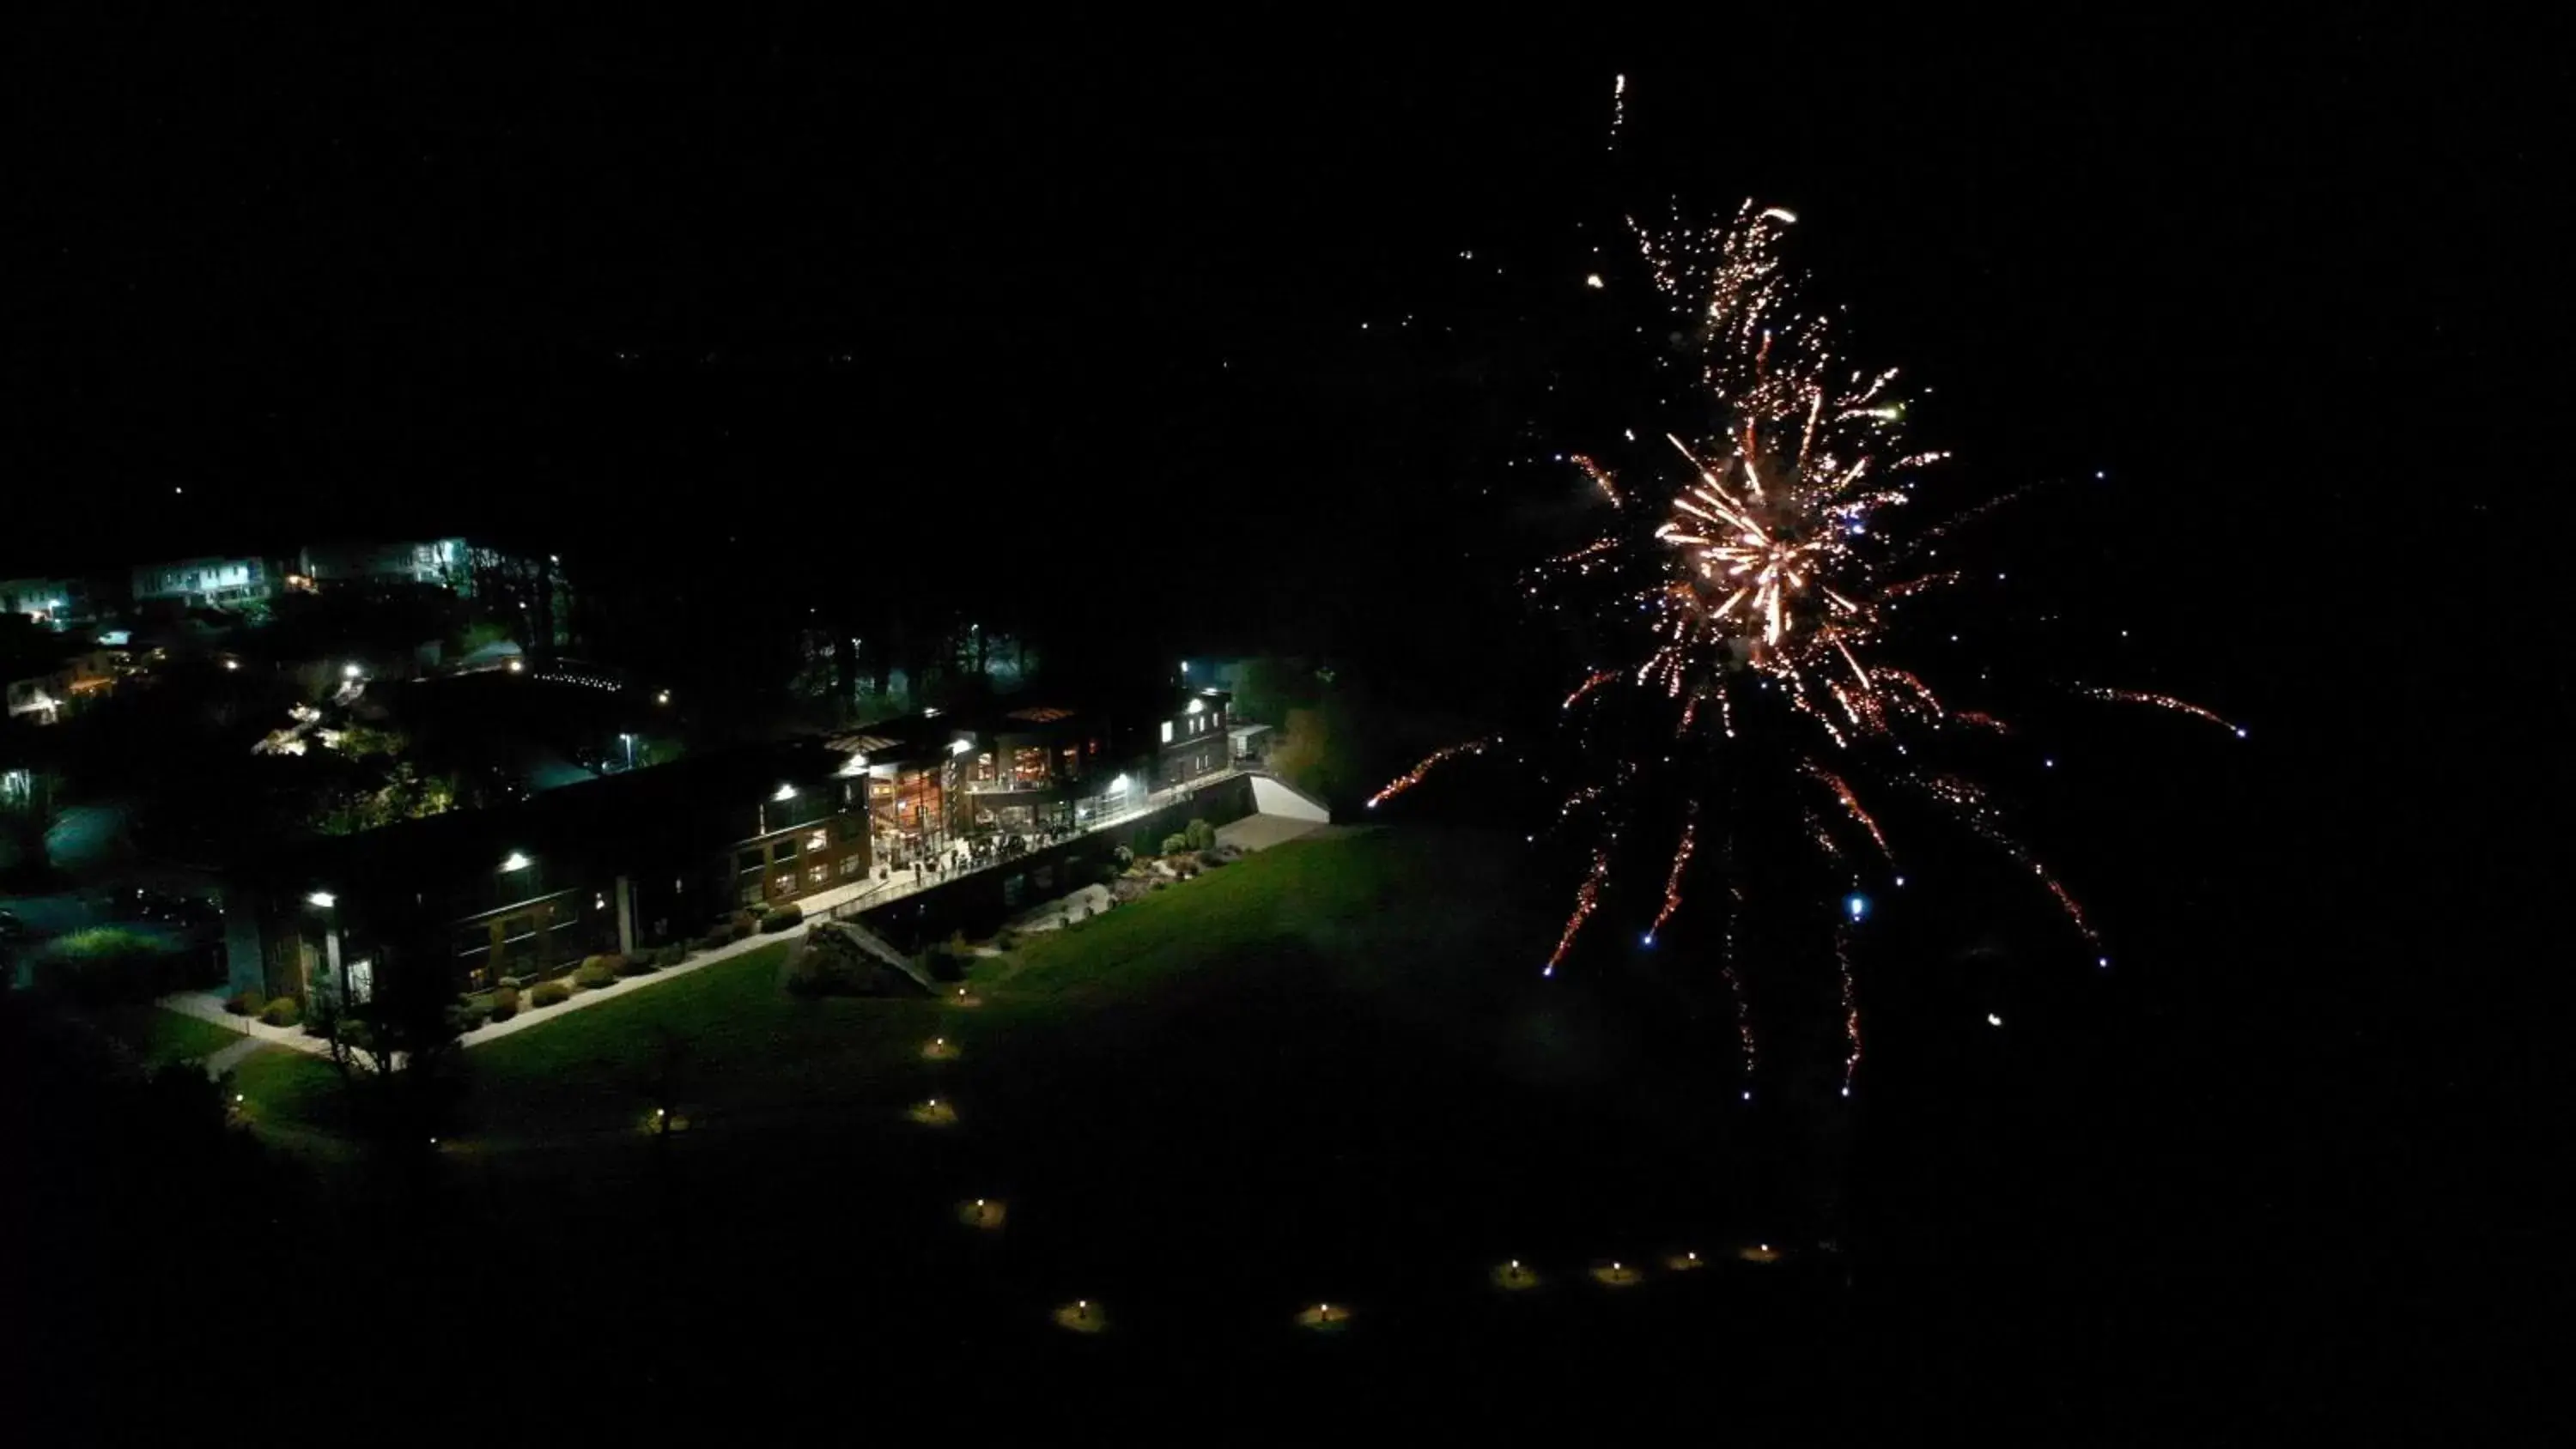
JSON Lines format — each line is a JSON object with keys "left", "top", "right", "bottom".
{"left": 972, "top": 828, "right": 1402, "bottom": 1003}
{"left": 97, "top": 1005, "right": 249, "bottom": 1070}
{"left": 458, "top": 939, "right": 948, "bottom": 1137}
{"left": 232, "top": 1045, "right": 343, "bottom": 1126}
{"left": 252, "top": 827, "right": 1522, "bottom": 1145}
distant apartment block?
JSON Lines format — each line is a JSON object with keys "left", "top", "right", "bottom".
{"left": 131, "top": 556, "right": 276, "bottom": 609}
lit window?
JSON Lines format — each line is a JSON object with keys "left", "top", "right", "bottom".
{"left": 806, "top": 829, "right": 828, "bottom": 852}
{"left": 773, "top": 873, "right": 793, "bottom": 896}
{"left": 1161, "top": 720, "right": 1174, "bottom": 743}
{"left": 808, "top": 864, "right": 829, "bottom": 887}
{"left": 840, "top": 856, "right": 863, "bottom": 877}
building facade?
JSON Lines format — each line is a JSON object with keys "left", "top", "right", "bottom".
{"left": 131, "top": 556, "right": 276, "bottom": 609}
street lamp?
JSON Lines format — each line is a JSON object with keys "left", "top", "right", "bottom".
{"left": 620, "top": 732, "right": 636, "bottom": 771}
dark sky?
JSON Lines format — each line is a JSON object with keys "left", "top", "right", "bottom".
{"left": 5, "top": 17, "right": 2567, "bottom": 640}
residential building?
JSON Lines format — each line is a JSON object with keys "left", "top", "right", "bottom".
{"left": 2, "top": 577, "right": 99, "bottom": 629}
{"left": 298, "top": 538, "right": 471, "bottom": 593}
{"left": 131, "top": 556, "right": 276, "bottom": 609}
{"left": 237, "top": 737, "right": 875, "bottom": 1003}
{"left": 3, "top": 648, "right": 115, "bottom": 725}
{"left": 1142, "top": 686, "right": 1233, "bottom": 787}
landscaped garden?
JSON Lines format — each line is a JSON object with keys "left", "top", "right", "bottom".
{"left": 218, "top": 824, "right": 1809, "bottom": 1386}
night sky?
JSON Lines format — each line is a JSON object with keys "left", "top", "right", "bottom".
{"left": 5, "top": 15, "right": 2569, "bottom": 1426}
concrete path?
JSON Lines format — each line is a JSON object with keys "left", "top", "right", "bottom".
{"left": 1217, "top": 813, "right": 1327, "bottom": 852}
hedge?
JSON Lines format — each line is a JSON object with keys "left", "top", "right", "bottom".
{"left": 529, "top": 981, "right": 571, "bottom": 1009}
{"left": 758, "top": 902, "right": 803, "bottom": 933}
{"left": 226, "top": 990, "right": 266, "bottom": 1017}
{"left": 489, "top": 986, "right": 519, "bottom": 1022}
{"left": 573, "top": 961, "right": 619, "bottom": 990}
{"left": 259, "top": 998, "right": 301, "bottom": 1028}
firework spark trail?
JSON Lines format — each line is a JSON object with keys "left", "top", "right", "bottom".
{"left": 1571, "top": 453, "right": 1624, "bottom": 507}
{"left": 2082, "top": 687, "right": 2247, "bottom": 737}
{"left": 1544, "top": 849, "right": 1613, "bottom": 977}
{"left": 1835, "top": 920, "right": 1861, "bottom": 1096}
{"left": 1921, "top": 773, "right": 2101, "bottom": 945}
{"left": 1647, "top": 806, "right": 1698, "bottom": 940}
{"left": 1721, "top": 862, "right": 1755, "bottom": 1087}
{"left": 1562, "top": 670, "right": 1619, "bottom": 712}
{"left": 1607, "top": 73, "right": 1625, "bottom": 152}
{"left": 1803, "top": 761, "right": 1893, "bottom": 863}
{"left": 1364, "top": 738, "right": 1495, "bottom": 809}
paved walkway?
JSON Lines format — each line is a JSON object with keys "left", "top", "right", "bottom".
{"left": 1217, "top": 814, "right": 1328, "bottom": 852}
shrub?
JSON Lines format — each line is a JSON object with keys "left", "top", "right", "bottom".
{"left": 731, "top": 912, "right": 758, "bottom": 941}
{"left": 447, "top": 1001, "right": 489, "bottom": 1033}
{"left": 1184, "top": 818, "right": 1216, "bottom": 852}
{"left": 1162, "top": 833, "right": 1189, "bottom": 856}
{"left": 700, "top": 929, "right": 733, "bottom": 951}
{"left": 489, "top": 986, "right": 519, "bottom": 1022}
{"left": 617, "top": 952, "right": 659, "bottom": 976}
{"left": 581, "top": 953, "right": 623, "bottom": 977}
{"left": 226, "top": 990, "right": 265, "bottom": 1016}
{"left": 573, "top": 961, "right": 618, "bottom": 990}
{"left": 653, "top": 943, "right": 686, "bottom": 969}
{"left": 786, "top": 929, "right": 878, "bottom": 997}
{"left": 920, "top": 943, "right": 969, "bottom": 983}
{"left": 259, "top": 997, "right": 301, "bottom": 1028}
{"left": 530, "top": 981, "right": 571, "bottom": 1009}
{"left": 758, "top": 902, "right": 803, "bottom": 933}
{"left": 1114, "top": 845, "right": 1133, "bottom": 868}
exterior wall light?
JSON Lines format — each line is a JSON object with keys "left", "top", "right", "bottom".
{"left": 501, "top": 852, "right": 532, "bottom": 872}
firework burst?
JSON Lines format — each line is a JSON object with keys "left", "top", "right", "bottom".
{"left": 1375, "top": 197, "right": 2239, "bottom": 1096}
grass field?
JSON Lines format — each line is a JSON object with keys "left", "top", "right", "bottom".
{"left": 97, "top": 1005, "right": 246, "bottom": 1070}
{"left": 216, "top": 824, "right": 1809, "bottom": 1394}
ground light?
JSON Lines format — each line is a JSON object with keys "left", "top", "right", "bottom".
{"left": 1054, "top": 1300, "right": 1106, "bottom": 1334}
{"left": 1663, "top": 1250, "right": 1705, "bottom": 1272}
{"left": 908, "top": 1098, "right": 957, "bottom": 1127}
{"left": 1492, "top": 1260, "right": 1540, "bottom": 1291}
{"left": 921, "top": 1036, "right": 958, "bottom": 1060}
{"left": 1740, "top": 1242, "right": 1783, "bottom": 1264}
{"left": 958, "top": 1198, "right": 1006, "bottom": 1231}
{"left": 1591, "top": 1260, "right": 1643, "bottom": 1288}
{"left": 1296, "top": 1302, "right": 1352, "bottom": 1332}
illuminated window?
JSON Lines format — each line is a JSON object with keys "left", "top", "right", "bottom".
{"left": 807, "top": 864, "right": 829, "bottom": 887}
{"left": 1160, "top": 720, "right": 1174, "bottom": 743}
{"left": 773, "top": 873, "right": 793, "bottom": 896}
{"left": 805, "top": 828, "right": 828, "bottom": 852}
{"left": 839, "top": 855, "right": 863, "bottom": 877}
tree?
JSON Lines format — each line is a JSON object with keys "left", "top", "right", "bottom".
{"left": 307, "top": 955, "right": 463, "bottom": 1145}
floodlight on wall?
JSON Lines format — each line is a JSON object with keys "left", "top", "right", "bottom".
{"left": 501, "top": 852, "right": 532, "bottom": 872}
{"left": 773, "top": 784, "right": 799, "bottom": 802}
{"left": 343, "top": 663, "right": 361, "bottom": 679}
{"left": 305, "top": 890, "right": 337, "bottom": 909}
